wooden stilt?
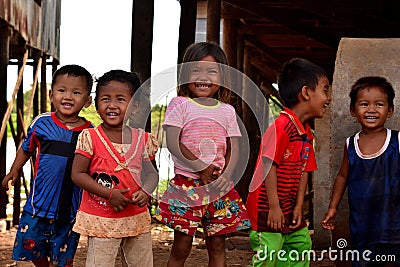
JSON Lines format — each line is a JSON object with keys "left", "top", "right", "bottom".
{"left": 206, "top": 0, "right": 221, "bottom": 44}
{"left": 0, "top": 50, "right": 28, "bottom": 145}
{"left": 177, "top": 0, "right": 197, "bottom": 64}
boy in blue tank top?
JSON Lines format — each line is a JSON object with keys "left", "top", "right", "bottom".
{"left": 321, "top": 76, "right": 400, "bottom": 266}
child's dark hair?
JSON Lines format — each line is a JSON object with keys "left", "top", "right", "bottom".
{"left": 94, "top": 70, "right": 141, "bottom": 109}
{"left": 52, "top": 64, "right": 93, "bottom": 94}
{"left": 177, "top": 42, "right": 231, "bottom": 103}
{"left": 349, "top": 76, "right": 395, "bottom": 110}
{"left": 277, "top": 58, "right": 328, "bottom": 108}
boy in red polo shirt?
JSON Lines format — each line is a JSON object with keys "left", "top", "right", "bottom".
{"left": 246, "top": 58, "right": 331, "bottom": 266}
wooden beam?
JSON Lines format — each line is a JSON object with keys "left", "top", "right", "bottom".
{"left": 32, "top": 53, "right": 41, "bottom": 119}
{"left": 257, "top": 34, "right": 332, "bottom": 49}
{"left": 40, "top": 54, "right": 47, "bottom": 113}
{"left": 131, "top": 0, "right": 154, "bottom": 132}
{"left": 223, "top": 18, "right": 238, "bottom": 67}
{"left": 286, "top": 0, "right": 399, "bottom": 37}
{"left": 222, "top": 1, "right": 255, "bottom": 19}
{"left": 178, "top": 0, "right": 197, "bottom": 63}
{"left": 206, "top": 0, "right": 221, "bottom": 44}
{"left": 244, "top": 35, "right": 284, "bottom": 65}
{"left": 131, "top": 0, "right": 154, "bottom": 82}
{"left": 224, "top": 0, "right": 339, "bottom": 48}
{"left": 250, "top": 58, "right": 279, "bottom": 84}
{"left": 0, "top": 25, "right": 11, "bottom": 219}
{"left": 236, "top": 45, "right": 261, "bottom": 201}
{"left": 26, "top": 57, "right": 42, "bottom": 128}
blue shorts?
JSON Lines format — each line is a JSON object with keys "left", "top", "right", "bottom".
{"left": 12, "top": 211, "right": 80, "bottom": 267}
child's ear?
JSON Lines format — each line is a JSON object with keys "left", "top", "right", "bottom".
{"left": 387, "top": 106, "right": 394, "bottom": 118}
{"left": 301, "top": 86, "right": 310, "bottom": 100}
{"left": 130, "top": 101, "right": 139, "bottom": 116}
{"left": 350, "top": 107, "right": 357, "bottom": 117}
{"left": 84, "top": 96, "right": 92, "bottom": 108}
{"left": 49, "top": 90, "right": 54, "bottom": 102}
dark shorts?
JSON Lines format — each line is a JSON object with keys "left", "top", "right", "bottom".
{"left": 154, "top": 175, "right": 251, "bottom": 236}
{"left": 12, "top": 211, "right": 80, "bottom": 267}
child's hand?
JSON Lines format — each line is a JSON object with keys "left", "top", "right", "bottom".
{"left": 268, "top": 206, "right": 286, "bottom": 231}
{"left": 2, "top": 170, "right": 19, "bottom": 190}
{"left": 109, "top": 188, "right": 134, "bottom": 212}
{"left": 131, "top": 190, "right": 149, "bottom": 207}
{"left": 321, "top": 208, "right": 337, "bottom": 230}
{"left": 210, "top": 175, "right": 233, "bottom": 194}
{"left": 289, "top": 206, "right": 303, "bottom": 229}
{"left": 199, "top": 164, "right": 220, "bottom": 185}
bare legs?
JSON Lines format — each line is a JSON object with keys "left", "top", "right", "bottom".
{"left": 167, "top": 230, "right": 227, "bottom": 267}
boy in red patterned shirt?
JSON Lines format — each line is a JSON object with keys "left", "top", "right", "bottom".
{"left": 246, "top": 58, "right": 331, "bottom": 266}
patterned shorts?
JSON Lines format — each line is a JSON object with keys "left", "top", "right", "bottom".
{"left": 12, "top": 211, "right": 79, "bottom": 267}
{"left": 154, "top": 175, "right": 251, "bottom": 236}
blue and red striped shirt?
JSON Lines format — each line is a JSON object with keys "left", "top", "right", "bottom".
{"left": 21, "top": 112, "right": 92, "bottom": 222}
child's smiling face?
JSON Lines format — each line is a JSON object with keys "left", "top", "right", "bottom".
{"left": 49, "top": 73, "right": 91, "bottom": 121}
{"left": 307, "top": 76, "right": 331, "bottom": 119}
{"left": 96, "top": 80, "right": 134, "bottom": 128}
{"left": 188, "top": 55, "right": 221, "bottom": 99}
{"left": 351, "top": 86, "right": 393, "bottom": 131}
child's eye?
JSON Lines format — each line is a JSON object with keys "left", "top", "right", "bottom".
{"left": 57, "top": 88, "right": 65, "bottom": 93}
{"left": 208, "top": 69, "right": 218, "bottom": 74}
{"left": 359, "top": 102, "right": 368, "bottom": 106}
{"left": 191, "top": 69, "right": 200, "bottom": 74}
{"left": 376, "top": 103, "right": 385, "bottom": 107}
{"left": 117, "top": 97, "right": 126, "bottom": 102}
{"left": 100, "top": 97, "right": 110, "bottom": 102}
{"left": 73, "top": 91, "right": 82, "bottom": 95}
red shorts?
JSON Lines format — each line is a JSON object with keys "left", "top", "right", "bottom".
{"left": 154, "top": 175, "right": 251, "bottom": 236}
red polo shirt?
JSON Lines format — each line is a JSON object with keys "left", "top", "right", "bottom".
{"left": 246, "top": 108, "right": 317, "bottom": 233}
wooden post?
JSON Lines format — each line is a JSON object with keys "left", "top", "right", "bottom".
{"left": 0, "top": 25, "right": 11, "bottom": 219}
{"left": 32, "top": 53, "right": 40, "bottom": 119}
{"left": 206, "top": 0, "right": 221, "bottom": 44}
{"left": 236, "top": 46, "right": 260, "bottom": 200}
{"left": 177, "top": 0, "right": 197, "bottom": 64}
{"left": 25, "top": 57, "right": 42, "bottom": 128}
{"left": 51, "top": 59, "right": 58, "bottom": 112}
{"left": 235, "top": 33, "right": 244, "bottom": 117}
{"left": 41, "top": 54, "right": 48, "bottom": 113}
{"left": 131, "top": 0, "right": 154, "bottom": 132}
{"left": 13, "top": 57, "right": 25, "bottom": 226}
{"left": 131, "top": 0, "right": 154, "bottom": 83}
{"left": 222, "top": 18, "right": 237, "bottom": 68}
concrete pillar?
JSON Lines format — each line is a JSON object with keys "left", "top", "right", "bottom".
{"left": 314, "top": 38, "right": 400, "bottom": 250}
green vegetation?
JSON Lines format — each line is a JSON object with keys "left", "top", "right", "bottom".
{"left": 79, "top": 104, "right": 102, "bottom": 126}
{"left": 150, "top": 104, "right": 166, "bottom": 145}
{"left": 268, "top": 95, "right": 284, "bottom": 124}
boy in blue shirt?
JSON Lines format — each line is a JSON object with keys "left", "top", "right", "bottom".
{"left": 2, "top": 64, "right": 93, "bottom": 267}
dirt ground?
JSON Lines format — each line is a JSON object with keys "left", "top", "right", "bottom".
{"left": 0, "top": 222, "right": 335, "bottom": 267}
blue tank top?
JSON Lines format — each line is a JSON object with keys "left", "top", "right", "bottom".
{"left": 347, "top": 129, "right": 400, "bottom": 249}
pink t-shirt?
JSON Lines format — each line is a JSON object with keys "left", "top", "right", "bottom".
{"left": 163, "top": 96, "right": 241, "bottom": 179}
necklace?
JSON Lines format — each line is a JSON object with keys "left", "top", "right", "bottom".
{"left": 55, "top": 112, "right": 81, "bottom": 124}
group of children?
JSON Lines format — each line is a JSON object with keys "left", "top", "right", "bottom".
{"left": 1, "top": 41, "right": 399, "bottom": 267}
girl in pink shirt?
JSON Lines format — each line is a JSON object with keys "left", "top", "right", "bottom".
{"left": 155, "top": 42, "right": 250, "bottom": 267}
{"left": 71, "top": 70, "right": 158, "bottom": 267}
